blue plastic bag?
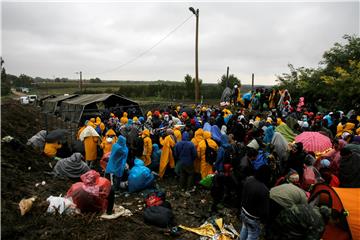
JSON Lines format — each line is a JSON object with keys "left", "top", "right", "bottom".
{"left": 128, "top": 158, "right": 155, "bottom": 193}
{"left": 252, "top": 150, "right": 269, "bottom": 170}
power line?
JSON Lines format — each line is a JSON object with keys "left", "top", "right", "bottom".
{"left": 90, "top": 14, "right": 194, "bottom": 76}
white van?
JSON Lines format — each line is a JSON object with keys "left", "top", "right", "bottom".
{"left": 19, "top": 96, "right": 30, "bottom": 104}
{"left": 28, "top": 95, "right": 38, "bottom": 103}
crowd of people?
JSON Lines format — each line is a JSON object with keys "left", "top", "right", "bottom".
{"left": 33, "top": 88, "right": 360, "bottom": 239}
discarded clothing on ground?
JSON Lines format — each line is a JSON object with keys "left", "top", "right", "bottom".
{"left": 46, "top": 195, "right": 78, "bottom": 215}
{"left": 179, "top": 218, "right": 239, "bottom": 240}
{"left": 100, "top": 205, "right": 132, "bottom": 219}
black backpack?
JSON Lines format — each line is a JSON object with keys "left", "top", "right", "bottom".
{"left": 223, "top": 145, "right": 236, "bottom": 165}
{"left": 205, "top": 140, "right": 217, "bottom": 165}
{"left": 143, "top": 206, "right": 174, "bottom": 228}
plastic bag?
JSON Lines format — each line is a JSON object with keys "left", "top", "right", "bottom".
{"left": 128, "top": 159, "right": 154, "bottom": 193}
{"left": 200, "top": 174, "right": 214, "bottom": 188}
{"left": 19, "top": 197, "right": 36, "bottom": 216}
{"left": 46, "top": 196, "right": 77, "bottom": 214}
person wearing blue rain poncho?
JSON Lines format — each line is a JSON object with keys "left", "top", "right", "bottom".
{"left": 214, "top": 134, "right": 231, "bottom": 172}
{"left": 203, "top": 122, "right": 212, "bottom": 132}
{"left": 211, "top": 125, "right": 222, "bottom": 144}
{"left": 263, "top": 125, "right": 275, "bottom": 144}
{"left": 127, "top": 137, "right": 155, "bottom": 192}
{"left": 148, "top": 143, "right": 162, "bottom": 171}
{"left": 128, "top": 158, "right": 155, "bottom": 193}
{"left": 105, "top": 135, "right": 128, "bottom": 190}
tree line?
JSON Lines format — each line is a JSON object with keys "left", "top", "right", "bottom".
{"left": 276, "top": 34, "right": 360, "bottom": 112}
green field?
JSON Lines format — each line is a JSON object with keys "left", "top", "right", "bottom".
{"left": 29, "top": 81, "right": 265, "bottom": 105}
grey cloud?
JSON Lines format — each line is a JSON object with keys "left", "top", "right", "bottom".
{"left": 2, "top": 2, "right": 358, "bottom": 85}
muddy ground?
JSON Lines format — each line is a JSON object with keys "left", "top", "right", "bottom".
{"left": 1, "top": 101, "right": 240, "bottom": 240}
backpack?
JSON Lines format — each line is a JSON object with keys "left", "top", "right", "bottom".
{"left": 223, "top": 145, "right": 236, "bottom": 165}
{"left": 145, "top": 191, "right": 165, "bottom": 208}
{"left": 205, "top": 140, "right": 217, "bottom": 165}
{"left": 143, "top": 206, "right": 174, "bottom": 228}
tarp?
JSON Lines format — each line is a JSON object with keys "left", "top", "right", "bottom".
{"left": 220, "top": 87, "right": 232, "bottom": 103}
{"left": 334, "top": 187, "right": 360, "bottom": 240}
{"left": 275, "top": 124, "right": 297, "bottom": 142}
{"left": 42, "top": 94, "right": 78, "bottom": 113}
{"left": 59, "top": 94, "right": 142, "bottom": 123}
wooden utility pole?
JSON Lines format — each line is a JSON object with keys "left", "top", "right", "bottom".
{"left": 189, "top": 7, "right": 200, "bottom": 103}
{"left": 195, "top": 9, "right": 200, "bottom": 103}
{"left": 80, "top": 71, "right": 82, "bottom": 93}
{"left": 251, "top": 73, "right": 254, "bottom": 93}
{"left": 226, "top": 66, "right": 229, "bottom": 88}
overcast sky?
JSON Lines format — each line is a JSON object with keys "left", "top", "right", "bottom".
{"left": 2, "top": 1, "right": 359, "bottom": 85}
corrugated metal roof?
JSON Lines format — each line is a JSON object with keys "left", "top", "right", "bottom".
{"left": 62, "top": 94, "right": 137, "bottom": 106}
{"left": 45, "top": 94, "right": 79, "bottom": 102}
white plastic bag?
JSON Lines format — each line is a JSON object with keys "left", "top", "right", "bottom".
{"left": 46, "top": 196, "right": 78, "bottom": 215}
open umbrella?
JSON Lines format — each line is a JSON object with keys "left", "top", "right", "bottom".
{"left": 295, "top": 131, "right": 332, "bottom": 152}
{"left": 45, "top": 129, "right": 69, "bottom": 142}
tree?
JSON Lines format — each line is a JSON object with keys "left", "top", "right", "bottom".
{"left": 218, "top": 74, "right": 241, "bottom": 88}
{"left": 183, "top": 74, "right": 203, "bottom": 99}
{"left": 1, "top": 57, "right": 11, "bottom": 96}
{"left": 276, "top": 34, "right": 360, "bottom": 112}
{"left": 89, "top": 77, "right": 101, "bottom": 83}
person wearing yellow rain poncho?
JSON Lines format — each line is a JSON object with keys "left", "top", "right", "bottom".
{"left": 95, "top": 117, "right": 105, "bottom": 135}
{"left": 76, "top": 124, "right": 86, "bottom": 140}
{"left": 100, "top": 129, "right": 117, "bottom": 156}
{"left": 141, "top": 129, "right": 152, "bottom": 166}
{"left": 336, "top": 122, "right": 356, "bottom": 138}
{"left": 44, "top": 142, "right": 62, "bottom": 158}
{"left": 159, "top": 129, "right": 176, "bottom": 178}
{"left": 222, "top": 108, "right": 232, "bottom": 119}
{"left": 191, "top": 128, "right": 204, "bottom": 173}
{"left": 120, "top": 112, "right": 128, "bottom": 125}
{"left": 80, "top": 122, "right": 100, "bottom": 166}
{"left": 173, "top": 126, "right": 182, "bottom": 142}
{"left": 198, "top": 131, "right": 219, "bottom": 179}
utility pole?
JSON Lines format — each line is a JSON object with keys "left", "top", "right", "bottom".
{"left": 251, "top": 73, "right": 255, "bottom": 93}
{"left": 226, "top": 66, "right": 229, "bottom": 88}
{"left": 75, "top": 71, "right": 83, "bottom": 93}
{"left": 80, "top": 71, "right": 82, "bottom": 93}
{"left": 189, "top": 7, "right": 200, "bottom": 103}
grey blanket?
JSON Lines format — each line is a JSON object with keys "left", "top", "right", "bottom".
{"left": 53, "top": 153, "right": 90, "bottom": 179}
{"left": 27, "top": 130, "right": 47, "bottom": 151}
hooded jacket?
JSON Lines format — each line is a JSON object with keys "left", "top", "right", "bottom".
{"left": 105, "top": 136, "right": 128, "bottom": 177}
{"left": 100, "top": 129, "right": 117, "bottom": 155}
{"left": 158, "top": 133, "right": 176, "bottom": 178}
{"left": 120, "top": 112, "right": 129, "bottom": 125}
{"left": 141, "top": 129, "right": 152, "bottom": 166}
{"left": 198, "top": 131, "right": 219, "bottom": 179}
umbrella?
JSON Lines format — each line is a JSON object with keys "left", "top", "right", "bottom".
{"left": 295, "top": 131, "right": 332, "bottom": 152}
{"left": 45, "top": 129, "right": 69, "bottom": 142}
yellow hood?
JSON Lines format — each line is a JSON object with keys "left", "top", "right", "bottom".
{"left": 203, "top": 131, "right": 211, "bottom": 140}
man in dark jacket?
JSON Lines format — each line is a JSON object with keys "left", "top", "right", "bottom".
{"left": 174, "top": 139, "right": 197, "bottom": 190}
{"left": 240, "top": 165, "right": 270, "bottom": 240}
{"left": 339, "top": 148, "right": 360, "bottom": 187}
